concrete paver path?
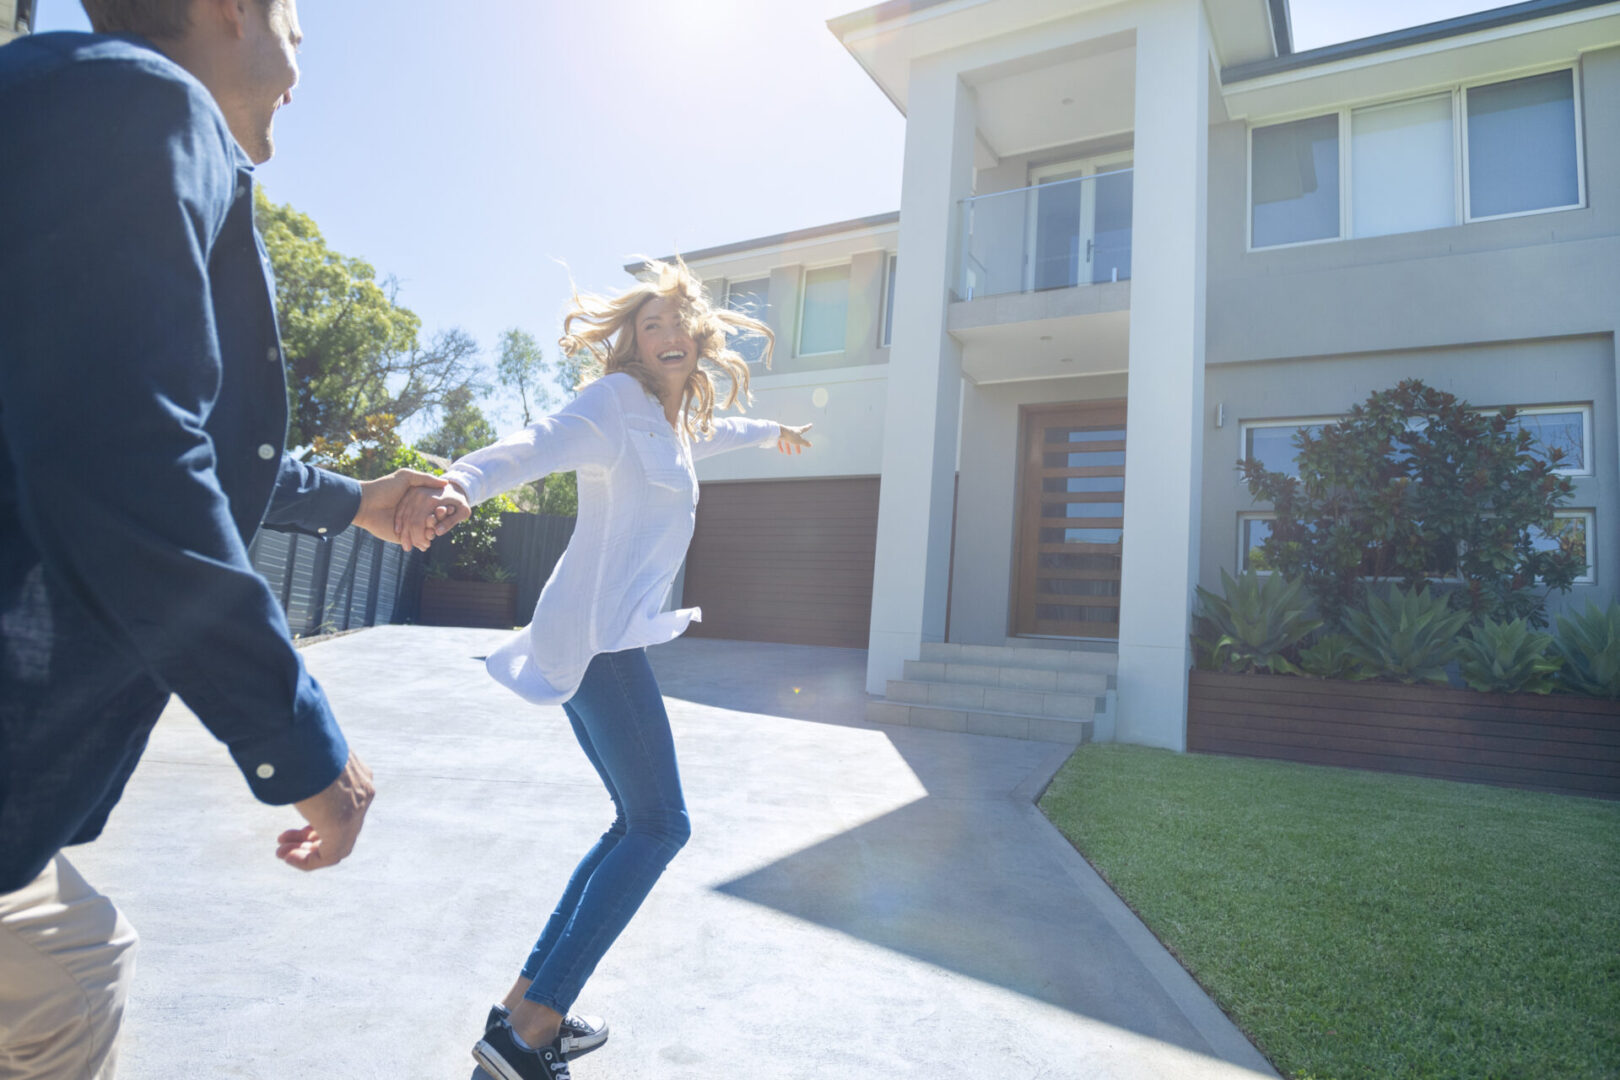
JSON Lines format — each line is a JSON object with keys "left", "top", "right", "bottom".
{"left": 72, "top": 627, "right": 1277, "bottom": 1079}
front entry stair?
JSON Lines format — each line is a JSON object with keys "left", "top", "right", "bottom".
{"left": 866, "top": 642, "right": 1117, "bottom": 744}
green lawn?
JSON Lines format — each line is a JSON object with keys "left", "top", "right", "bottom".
{"left": 1039, "top": 744, "right": 1620, "bottom": 1080}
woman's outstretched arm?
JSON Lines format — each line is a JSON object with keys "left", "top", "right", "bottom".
{"left": 394, "top": 377, "right": 626, "bottom": 546}
{"left": 690, "top": 417, "right": 813, "bottom": 461}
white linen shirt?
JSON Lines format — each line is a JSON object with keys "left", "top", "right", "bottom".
{"left": 443, "top": 371, "right": 780, "bottom": 705}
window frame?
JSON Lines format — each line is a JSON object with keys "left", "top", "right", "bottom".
{"left": 1246, "top": 111, "right": 1347, "bottom": 251}
{"left": 1479, "top": 402, "right": 1594, "bottom": 478}
{"left": 1543, "top": 509, "right": 1597, "bottom": 585}
{"left": 1246, "top": 63, "right": 1585, "bottom": 252}
{"left": 1460, "top": 65, "right": 1588, "bottom": 224}
{"left": 1348, "top": 90, "right": 1463, "bottom": 240}
{"left": 722, "top": 276, "right": 772, "bottom": 366}
{"left": 794, "top": 261, "right": 852, "bottom": 359}
{"left": 1237, "top": 512, "right": 1277, "bottom": 574}
{"left": 1236, "top": 416, "right": 1340, "bottom": 484}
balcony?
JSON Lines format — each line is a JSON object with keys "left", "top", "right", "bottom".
{"left": 958, "top": 168, "right": 1134, "bottom": 300}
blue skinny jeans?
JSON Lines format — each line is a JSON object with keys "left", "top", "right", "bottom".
{"left": 519, "top": 647, "right": 690, "bottom": 1014}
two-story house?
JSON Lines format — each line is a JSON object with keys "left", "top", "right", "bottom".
{"left": 641, "top": 0, "right": 1620, "bottom": 751}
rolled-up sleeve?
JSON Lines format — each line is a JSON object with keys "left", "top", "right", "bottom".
{"left": 0, "top": 63, "right": 346, "bottom": 804}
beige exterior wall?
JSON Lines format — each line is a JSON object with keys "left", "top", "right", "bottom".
{"left": 1, "top": 0, "right": 22, "bottom": 47}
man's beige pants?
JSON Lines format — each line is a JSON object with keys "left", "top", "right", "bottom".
{"left": 0, "top": 855, "right": 137, "bottom": 1080}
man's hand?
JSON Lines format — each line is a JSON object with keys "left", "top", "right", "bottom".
{"left": 276, "top": 751, "right": 375, "bottom": 871}
{"left": 393, "top": 478, "right": 472, "bottom": 551}
{"left": 777, "top": 422, "right": 813, "bottom": 455}
{"left": 352, "top": 468, "right": 449, "bottom": 550}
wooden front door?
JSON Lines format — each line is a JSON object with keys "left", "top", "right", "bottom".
{"left": 1013, "top": 401, "right": 1126, "bottom": 638}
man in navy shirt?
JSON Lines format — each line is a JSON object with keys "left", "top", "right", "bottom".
{"left": 0, "top": 1, "right": 447, "bottom": 1074}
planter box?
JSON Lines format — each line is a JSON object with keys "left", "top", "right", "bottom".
{"left": 418, "top": 578, "right": 517, "bottom": 630}
{"left": 1187, "top": 670, "right": 1620, "bottom": 800}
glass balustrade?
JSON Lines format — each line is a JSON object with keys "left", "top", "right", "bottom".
{"left": 958, "top": 168, "right": 1133, "bottom": 300}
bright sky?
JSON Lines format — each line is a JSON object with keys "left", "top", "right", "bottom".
{"left": 35, "top": 0, "right": 1508, "bottom": 429}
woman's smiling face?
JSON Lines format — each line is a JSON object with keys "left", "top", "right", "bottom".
{"left": 633, "top": 295, "right": 698, "bottom": 400}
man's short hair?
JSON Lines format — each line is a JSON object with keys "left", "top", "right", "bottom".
{"left": 79, "top": 0, "right": 270, "bottom": 39}
{"left": 79, "top": 0, "right": 192, "bottom": 38}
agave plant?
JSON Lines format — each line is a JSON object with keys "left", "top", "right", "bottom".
{"left": 1298, "top": 632, "right": 1363, "bottom": 680}
{"left": 1341, "top": 585, "right": 1470, "bottom": 684}
{"left": 1457, "top": 618, "right": 1561, "bottom": 694}
{"left": 1553, "top": 602, "right": 1620, "bottom": 699}
{"left": 1192, "top": 569, "right": 1321, "bottom": 676}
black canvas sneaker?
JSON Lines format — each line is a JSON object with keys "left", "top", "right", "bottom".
{"left": 485, "top": 1004, "right": 609, "bottom": 1056}
{"left": 473, "top": 1020, "right": 570, "bottom": 1080}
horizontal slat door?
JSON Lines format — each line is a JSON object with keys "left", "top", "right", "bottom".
{"left": 683, "top": 478, "right": 879, "bottom": 648}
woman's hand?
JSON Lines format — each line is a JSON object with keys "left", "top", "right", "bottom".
{"left": 777, "top": 423, "right": 813, "bottom": 455}
{"left": 392, "top": 479, "right": 472, "bottom": 552}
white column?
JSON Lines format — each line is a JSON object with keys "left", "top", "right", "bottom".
{"left": 865, "top": 59, "right": 977, "bottom": 695}
{"left": 1115, "top": 0, "right": 1211, "bottom": 749}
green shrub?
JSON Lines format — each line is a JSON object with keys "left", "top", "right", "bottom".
{"left": 1457, "top": 618, "right": 1561, "bottom": 694}
{"left": 1298, "top": 632, "right": 1362, "bottom": 680}
{"left": 1553, "top": 602, "right": 1620, "bottom": 699}
{"left": 445, "top": 492, "right": 521, "bottom": 582}
{"left": 1240, "top": 380, "right": 1579, "bottom": 627}
{"left": 1192, "top": 569, "right": 1321, "bottom": 676}
{"left": 1341, "top": 585, "right": 1469, "bottom": 684}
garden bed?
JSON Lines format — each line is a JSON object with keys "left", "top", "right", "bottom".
{"left": 417, "top": 578, "right": 517, "bottom": 629}
{"left": 1188, "top": 670, "right": 1620, "bottom": 799}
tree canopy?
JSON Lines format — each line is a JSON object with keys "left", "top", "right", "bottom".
{"left": 256, "top": 188, "right": 483, "bottom": 447}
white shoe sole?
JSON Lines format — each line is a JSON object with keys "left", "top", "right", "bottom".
{"left": 472, "top": 1039, "right": 525, "bottom": 1080}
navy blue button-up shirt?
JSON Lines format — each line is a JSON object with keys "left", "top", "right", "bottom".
{"left": 0, "top": 32, "right": 361, "bottom": 892}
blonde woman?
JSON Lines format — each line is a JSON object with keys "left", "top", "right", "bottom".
{"left": 394, "top": 260, "right": 811, "bottom": 1080}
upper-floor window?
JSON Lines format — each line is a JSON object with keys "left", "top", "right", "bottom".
{"left": 881, "top": 254, "right": 898, "bottom": 348}
{"left": 798, "top": 265, "right": 850, "bottom": 357}
{"left": 1250, "top": 66, "right": 1583, "bottom": 249}
{"left": 724, "top": 278, "right": 770, "bottom": 365}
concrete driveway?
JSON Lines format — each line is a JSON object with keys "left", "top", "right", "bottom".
{"left": 71, "top": 626, "right": 1277, "bottom": 1079}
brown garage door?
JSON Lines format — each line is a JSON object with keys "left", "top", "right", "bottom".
{"left": 682, "top": 477, "right": 879, "bottom": 648}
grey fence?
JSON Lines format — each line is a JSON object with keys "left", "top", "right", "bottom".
{"left": 495, "top": 513, "right": 577, "bottom": 617}
{"left": 247, "top": 526, "right": 412, "bottom": 638}
{"left": 246, "top": 513, "right": 575, "bottom": 635}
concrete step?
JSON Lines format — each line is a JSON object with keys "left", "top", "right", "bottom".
{"left": 865, "top": 699, "right": 1093, "bottom": 744}
{"left": 919, "top": 642, "right": 1117, "bottom": 676}
{"left": 887, "top": 679, "right": 1100, "bottom": 720}
{"left": 902, "top": 659, "right": 1110, "bottom": 695}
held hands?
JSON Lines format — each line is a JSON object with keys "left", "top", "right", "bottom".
{"left": 392, "top": 478, "right": 472, "bottom": 552}
{"left": 277, "top": 750, "right": 375, "bottom": 871}
{"left": 353, "top": 468, "right": 452, "bottom": 551}
{"left": 777, "top": 422, "right": 813, "bottom": 455}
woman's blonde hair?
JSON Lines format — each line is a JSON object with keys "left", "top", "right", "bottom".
{"left": 558, "top": 258, "right": 772, "bottom": 439}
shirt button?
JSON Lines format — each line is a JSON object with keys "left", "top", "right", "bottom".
{"left": 238, "top": 181, "right": 249, "bottom": 198}
{"left": 255, "top": 763, "right": 275, "bottom": 780}
{"left": 257, "top": 443, "right": 275, "bottom": 460}
{"left": 267, "top": 346, "right": 280, "bottom": 362}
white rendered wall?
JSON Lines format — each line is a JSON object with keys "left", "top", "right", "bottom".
{"left": 694, "top": 366, "right": 889, "bottom": 483}
{"left": 864, "top": 59, "right": 979, "bottom": 695}
{"left": 1114, "top": 0, "right": 1211, "bottom": 750}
